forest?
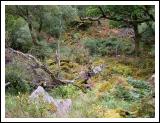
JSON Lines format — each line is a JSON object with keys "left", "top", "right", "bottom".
{"left": 5, "top": 5, "right": 155, "bottom": 118}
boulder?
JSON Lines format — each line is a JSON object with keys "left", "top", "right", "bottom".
{"left": 29, "top": 86, "right": 72, "bottom": 117}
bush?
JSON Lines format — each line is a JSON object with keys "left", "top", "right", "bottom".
{"left": 83, "top": 38, "right": 132, "bottom": 56}
{"left": 112, "top": 64, "right": 132, "bottom": 76}
{"left": 112, "top": 85, "right": 134, "bottom": 101}
{"left": 127, "top": 77, "right": 151, "bottom": 90}
{"left": 70, "top": 46, "right": 90, "bottom": 65}
{"left": 29, "top": 41, "right": 53, "bottom": 60}
{"left": 136, "top": 96, "right": 155, "bottom": 118}
{"left": 11, "top": 25, "right": 33, "bottom": 53}
{"left": 5, "top": 16, "right": 33, "bottom": 52}
{"left": 138, "top": 22, "right": 154, "bottom": 43}
{"left": 5, "top": 93, "right": 56, "bottom": 118}
{"left": 5, "top": 72, "right": 30, "bottom": 95}
{"left": 50, "top": 84, "right": 80, "bottom": 98}
{"left": 5, "top": 63, "right": 32, "bottom": 95}
{"left": 109, "top": 20, "right": 125, "bottom": 28}
{"left": 60, "top": 46, "right": 72, "bottom": 59}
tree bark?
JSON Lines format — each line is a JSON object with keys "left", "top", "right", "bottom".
{"left": 133, "top": 23, "right": 140, "bottom": 56}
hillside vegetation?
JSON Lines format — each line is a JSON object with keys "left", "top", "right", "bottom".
{"left": 5, "top": 5, "right": 155, "bottom": 118}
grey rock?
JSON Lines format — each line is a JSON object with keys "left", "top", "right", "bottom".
{"left": 29, "top": 86, "right": 72, "bottom": 117}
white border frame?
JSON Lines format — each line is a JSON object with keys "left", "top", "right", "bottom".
{"left": 1, "top": 1, "right": 159, "bottom": 122}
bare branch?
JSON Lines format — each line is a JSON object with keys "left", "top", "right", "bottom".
{"left": 5, "top": 82, "right": 11, "bottom": 87}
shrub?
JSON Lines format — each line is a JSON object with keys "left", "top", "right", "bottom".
{"left": 5, "top": 72, "right": 30, "bottom": 95}
{"left": 5, "top": 63, "right": 32, "bottom": 95}
{"left": 70, "top": 47, "right": 90, "bottom": 65}
{"left": 136, "top": 96, "right": 155, "bottom": 118}
{"left": 109, "top": 20, "right": 125, "bottom": 28}
{"left": 127, "top": 77, "right": 151, "bottom": 90}
{"left": 29, "top": 41, "right": 53, "bottom": 60}
{"left": 112, "top": 85, "right": 134, "bottom": 101}
{"left": 5, "top": 93, "right": 55, "bottom": 118}
{"left": 127, "top": 77, "right": 152, "bottom": 98}
{"left": 60, "top": 46, "right": 72, "bottom": 59}
{"left": 6, "top": 16, "right": 33, "bottom": 53}
{"left": 49, "top": 84, "right": 80, "bottom": 98}
{"left": 112, "top": 64, "right": 132, "bottom": 76}
{"left": 83, "top": 38, "right": 132, "bottom": 56}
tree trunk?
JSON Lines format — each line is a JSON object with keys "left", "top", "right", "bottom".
{"left": 38, "top": 18, "right": 43, "bottom": 33}
{"left": 133, "top": 23, "right": 140, "bottom": 56}
{"left": 28, "top": 21, "right": 38, "bottom": 45}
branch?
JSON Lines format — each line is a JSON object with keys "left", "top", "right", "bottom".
{"left": 5, "top": 82, "right": 11, "bottom": 87}
{"left": 80, "top": 16, "right": 103, "bottom": 22}
{"left": 80, "top": 15, "right": 151, "bottom": 24}
{"left": 80, "top": 6, "right": 152, "bottom": 25}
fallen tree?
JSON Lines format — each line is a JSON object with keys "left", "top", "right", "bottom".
{"left": 5, "top": 48, "right": 106, "bottom": 91}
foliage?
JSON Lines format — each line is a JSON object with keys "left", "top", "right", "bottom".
{"left": 42, "top": 6, "right": 77, "bottom": 38}
{"left": 109, "top": 20, "right": 125, "bottom": 28}
{"left": 81, "top": 5, "right": 155, "bottom": 55}
{"left": 136, "top": 96, "right": 155, "bottom": 118}
{"left": 5, "top": 5, "right": 155, "bottom": 118}
{"left": 127, "top": 77, "right": 152, "bottom": 98}
{"left": 85, "top": 6, "right": 101, "bottom": 17}
{"left": 29, "top": 41, "right": 53, "bottom": 60}
{"left": 127, "top": 77, "right": 150, "bottom": 89}
{"left": 5, "top": 93, "right": 56, "bottom": 118}
{"left": 5, "top": 16, "right": 33, "bottom": 52}
{"left": 11, "top": 24, "right": 33, "bottom": 53}
{"left": 138, "top": 22, "right": 155, "bottom": 44}
{"left": 112, "top": 85, "right": 134, "bottom": 101}
{"left": 5, "top": 63, "right": 32, "bottom": 95}
{"left": 71, "top": 47, "right": 90, "bottom": 65}
{"left": 50, "top": 84, "right": 80, "bottom": 99}
{"left": 112, "top": 64, "right": 132, "bottom": 76}
{"left": 5, "top": 73, "right": 30, "bottom": 95}
{"left": 83, "top": 38, "right": 132, "bottom": 56}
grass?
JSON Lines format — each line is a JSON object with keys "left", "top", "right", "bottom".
{"left": 5, "top": 49, "right": 155, "bottom": 118}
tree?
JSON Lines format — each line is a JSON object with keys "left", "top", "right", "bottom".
{"left": 80, "top": 5, "right": 155, "bottom": 56}
{"left": 5, "top": 5, "right": 78, "bottom": 57}
{"left": 6, "top": 5, "right": 39, "bottom": 45}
